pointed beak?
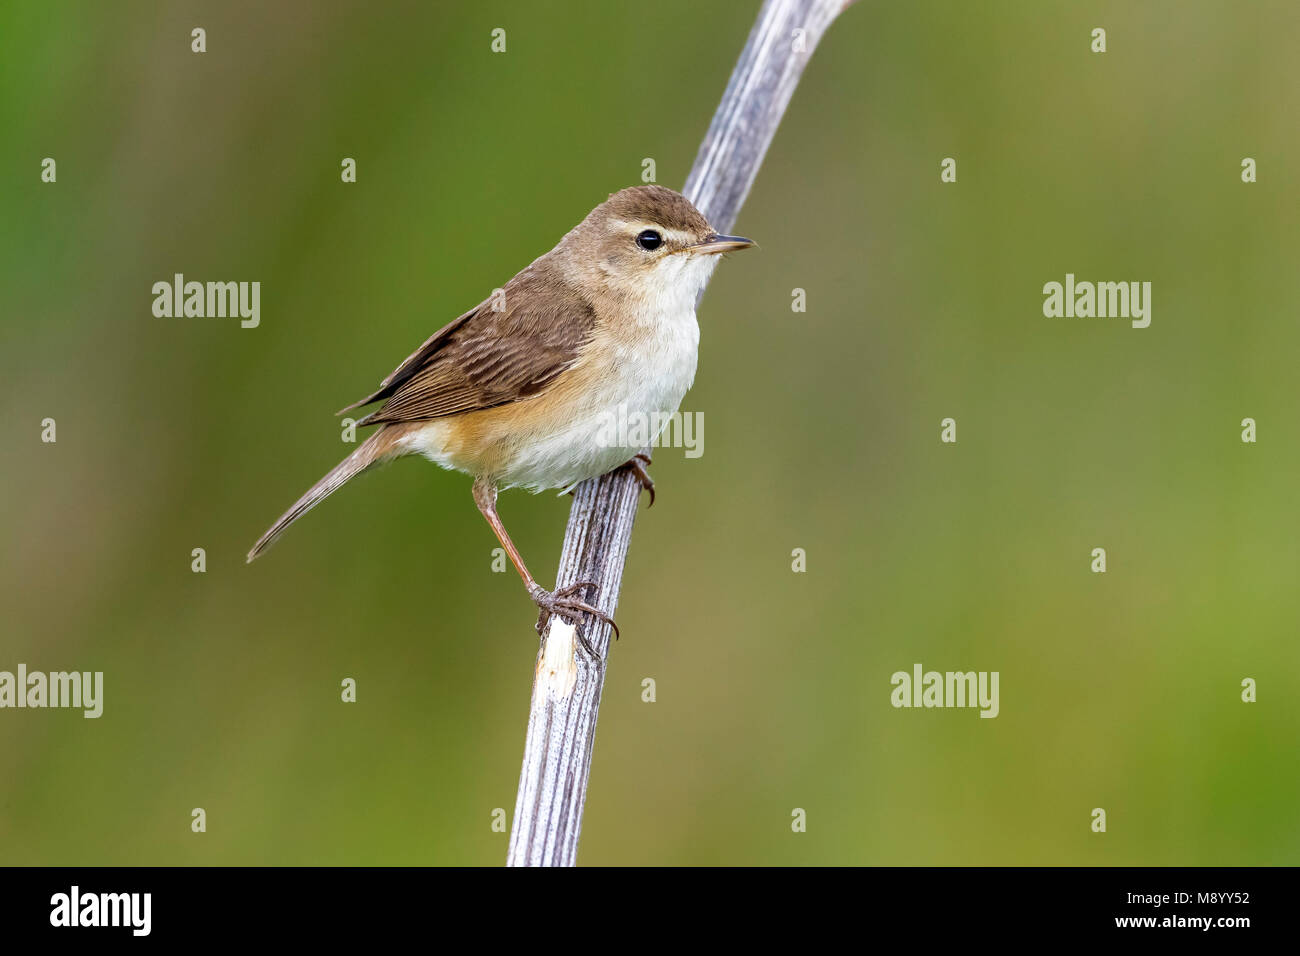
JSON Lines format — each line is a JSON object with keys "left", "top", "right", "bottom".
{"left": 688, "top": 233, "right": 757, "bottom": 255}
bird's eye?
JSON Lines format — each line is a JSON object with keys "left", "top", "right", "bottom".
{"left": 635, "top": 229, "right": 663, "bottom": 251}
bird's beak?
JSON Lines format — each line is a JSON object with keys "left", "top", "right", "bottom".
{"left": 688, "top": 233, "right": 757, "bottom": 254}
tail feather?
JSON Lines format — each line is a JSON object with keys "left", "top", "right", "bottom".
{"left": 247, "top": 428, "right": 404, "bottom": 563}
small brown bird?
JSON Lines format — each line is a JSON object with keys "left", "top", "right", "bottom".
{"left": 248, "top": 185, "right": 753, "bottom": 633}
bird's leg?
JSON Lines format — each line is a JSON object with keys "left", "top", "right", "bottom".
{"left": 472, "top": 477, "right": 620, "bottom": 649}
{"left": 623, "top": 451, "right": 655, "bottom": 507}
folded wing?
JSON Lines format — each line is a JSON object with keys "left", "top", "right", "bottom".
{"left": 340, "top": 265, "right": 597, "bottom": 426}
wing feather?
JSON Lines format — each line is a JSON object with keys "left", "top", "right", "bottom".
{"left": 340, "top": 265, "right": 597, "bottom": 427}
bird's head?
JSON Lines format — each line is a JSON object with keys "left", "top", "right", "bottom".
{"left": 560, "top": 185, "right": 755, "bottom": 305}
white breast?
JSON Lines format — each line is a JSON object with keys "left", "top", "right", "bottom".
{"left": 502, "top": 254, "right": 714, "bottom": 491}
{"left": 500, "top": 306, "right": 700, "bottom": 492}
{"left": 406, "top": 252, "right": 716, "bottom": 493}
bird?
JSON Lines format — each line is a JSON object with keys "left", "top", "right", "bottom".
{"left": 247, "top": 184, "right": 754, "bottom": 635}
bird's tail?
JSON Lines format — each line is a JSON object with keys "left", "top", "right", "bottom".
{"left": 247, "top": 426, "right": 408, "bottom": 563}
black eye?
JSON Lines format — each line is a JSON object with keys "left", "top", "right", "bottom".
{"left": 635, "top": 229, "right": 663, "bottom": 251}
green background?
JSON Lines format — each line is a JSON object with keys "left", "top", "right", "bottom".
{"left": 2, "top": 0, "right": 1296, "bottom": 865}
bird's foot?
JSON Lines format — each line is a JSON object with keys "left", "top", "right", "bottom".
{"left": 530, "top": 581, "right": 621, "bottom": 650}
{"left": 624, "top": 452, "right": 655, "bottom": 507}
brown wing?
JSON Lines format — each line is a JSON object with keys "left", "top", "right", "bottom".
{"left": 340, "top": 266, "right": 597, "bottom": 427}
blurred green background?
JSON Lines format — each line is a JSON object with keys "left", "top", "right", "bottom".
{"left": 2, "top": 0, "right": 1297, "bottom": 865}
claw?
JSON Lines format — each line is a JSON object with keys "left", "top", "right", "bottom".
{"left": 529, "top": 582, "right": 621, "bottom": 642}
{"left": 625, "top": 453, "right": 655, "bottom": 508}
